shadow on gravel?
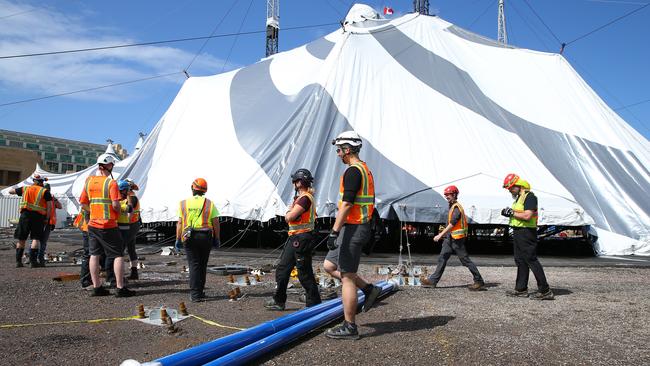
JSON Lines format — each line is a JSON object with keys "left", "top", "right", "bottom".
{"left": 433, "top": 282, "right": 501, "bottom": 289}
{"left": 134, "top": 288, "right": 191, "bottom": 296}
{"left": 551, "top": 288, "right": 573, "bottom": 297}
{"left": 131, "top": 280, "right": 188, "bottom": 288}
{"left": 362, "top": 315, "right": 455, "bottom": 338}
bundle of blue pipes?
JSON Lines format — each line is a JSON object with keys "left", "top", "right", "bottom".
{"left": 126, "top": 281, "right": 395, "bottom": 366}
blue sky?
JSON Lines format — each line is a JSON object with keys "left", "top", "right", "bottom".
{"left": 0, "top": 0, "right": 648, "bottom": 152}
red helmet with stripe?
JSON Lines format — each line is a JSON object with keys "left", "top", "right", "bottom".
{"left": 443, "top": 185, "right": 459, "bottom": 195}
{"left": 502, "top": 173, "right": 520, "bottom": 190}
{"left": 192, "top": 178, "right": 208, "bottom": 193}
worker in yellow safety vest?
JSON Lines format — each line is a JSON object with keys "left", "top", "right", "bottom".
{"left": 323, "top": 131, "right": 382, "bottom": 340}
{"left": 421, "top": 185, "right": 485, "bottom": 290}
{"left": 116, "top": 179, "right": 141, "bottom": 280}
{"left": 501, "top": 173, "right": 553, "bottom": 300}
{"left": 175, "top": 178, "right": 220, "bottom": 302}
{"left": 8, "top": 174, "right": 52, "bottom": 268}
{"left": 265, "top": 168, "right": 322, "bottom": 310}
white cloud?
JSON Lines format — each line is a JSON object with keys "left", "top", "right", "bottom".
{"left": 0, "top": 0, "right": 233, "bottom": 101}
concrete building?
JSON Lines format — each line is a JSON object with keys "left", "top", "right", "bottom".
{"left": 0, "top": 147, "right": 42, "bottom": 189}
{"left": 0, "top": 129, "right": 127, "bottom": 179}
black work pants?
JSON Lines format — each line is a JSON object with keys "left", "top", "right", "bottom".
{"left": 428, "top": 237, "right": 483, "bottom": 284}
{"left": 185, "top": 233, "right": 212, "bottom": 299}
{"left": 513, "top": 227, "right": 549, "bottom": 292}
{"left": 274, "top": 232, "right": 321, "bottom": 307}
{"left": 79, "top": 231, "right": 91, "bottom": 287}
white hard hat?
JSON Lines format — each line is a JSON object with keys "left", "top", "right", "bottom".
{"left": 97, "top": 153, "right": 116, "bottom": 165}
{"left": 331, "top": 130, "right": 362, "bottom": 147}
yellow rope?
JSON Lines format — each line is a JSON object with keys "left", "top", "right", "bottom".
{"left": 190, "top": 315, "right": 245, "bottom": 331}
{"left": 1, "top": 314, "right": 244, "bottom": 331}
{"left": 0, "top": 316, "right": 138, "bottom": 329}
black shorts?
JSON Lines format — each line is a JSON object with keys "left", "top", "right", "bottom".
{"left": 88, "top": 226, "right": 124, "bottom": 259}
{"left": 324, "top": 223, "right": 370, "bottom": 273}
{"left": 14, "top": 210, "right": 46, "bottom": 241}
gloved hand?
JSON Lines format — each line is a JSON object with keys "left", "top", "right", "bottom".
{"left": 501, "top": 207, "right": 514, "bottom": 218}
{"left": 175, "top": 239, "right": 183, "bottom": 252}
{"left": 49, "top": 224, "right": 55, "bottom": 231}
{"left": 327, "top": 231, "right": 339, "bottom": 251}
{"left": 212, "top": 237, "right": 221, "bottom": 249}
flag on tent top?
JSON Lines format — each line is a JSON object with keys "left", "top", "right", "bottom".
{"left": 383, "top": 6, "right": 394, "bottom": 15}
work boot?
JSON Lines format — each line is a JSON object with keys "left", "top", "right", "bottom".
{"left": 420, "top": 277, "right": 437, "bottom": 288}
{"left": 362, "top": 285, "right": 382, "bottom": 312}
{"left": 38, "top": 257, "right": 46, "bottom": 268}
{"left": 191, "top": 292, "right": 207, "bottom": 303}
{"left": 325, "top": 321, "right": 360, "bottom": 340}
{"left": 506, "top": 289, "right": 529, "bottom": 298}
{"left": 530, "top": 289, "right": 555, "bottom": 300}
{"left": 468, "top": 281, "right": 486, "bottom": 291}
{"left": 264, "top": 298, "right": 285, "bottom": 311}
{"left": 15, "top": 248, "right": 24, "bottom": 268}
{"left": 91, "top": 286, "right": 111, "bottom": 297}
{"left": 29, "top": 250, "right": 39, "bottom": 268}
{"left": 128, "top": 267, "right": 139, "bottom": 280}
{"left": 115, "top": 287, "right": 136, "bottom": 298}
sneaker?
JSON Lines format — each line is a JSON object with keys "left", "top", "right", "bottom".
{"left": 530, "top": 289, "right": 555, "bottom": 300}
{"left": 325, "top": 321, "right": 360, "bottom": 340}
{"left": 115, "top": 287, "right": 136, "bottom": 297}
{"left": 91, "top": 286, "right": 111, "bottom": 297}
{"left": 420, "top": 278, "right": 437, "bottom": 288}
{"left": 264, "top": 298, "right": 285, "bottom": 311}
{"left": 468, "top": 282, "right": 486, "bottom": 291}
{"left": 506, "top": 289, "right": 529, "bottom": 298}
{"left": 362, "top": 285, "right": 382, "bottom": 312}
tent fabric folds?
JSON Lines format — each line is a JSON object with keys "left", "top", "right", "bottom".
{"left": 3, "top": 7, "right": 649, "bottom": 255}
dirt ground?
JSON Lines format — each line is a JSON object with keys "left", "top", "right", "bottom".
{"left": 1, "top": 233, "right": 649, "bottom": 366}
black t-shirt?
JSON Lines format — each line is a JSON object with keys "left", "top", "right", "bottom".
{"left": 294, "top": 195, "right": 311, "bottom": 211}
{"left": 15, "top": 186, "right": 52, "bottom": 201}
{"left": 341, "top": 167, "right": 362, "bottom": 203}
{"left": 523, "top": 192, "right": 537, "bottom": 211}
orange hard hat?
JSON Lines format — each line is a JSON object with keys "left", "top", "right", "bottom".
{"left": 502, "top": 173, "right": 520, "bottom": 190}
{"left": 443, "top": 185, "right": 459, "bottom": 195}
{"left": 192, "top": 178, "right": 208, "bottom": 192}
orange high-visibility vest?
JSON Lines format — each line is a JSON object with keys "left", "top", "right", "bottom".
{"left": 338, "top": 162, "right": 375, "bottom": 225}
{"left": 448, "top": 202, "right": 468, "bottom": 239}
{"left": 19, "top": 185, "right": 47, "bottom": 215}
{"left": 48, "top": 200, "right": 57, "bottom": 225}
{"left": 73, "top": 210, "right": 89, "bottom": 232}
{"left": 179, "top": 197, "right": 214, "bottom": 230}
{"left": 84, "top": 176, "right": 118, "bottom": 222}
{"left": 288, "top": 193, "right": 315, "bottom": 236}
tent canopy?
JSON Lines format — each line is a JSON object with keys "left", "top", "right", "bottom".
{"left": 3, "top": 5, "right": 649, "bottom": 255}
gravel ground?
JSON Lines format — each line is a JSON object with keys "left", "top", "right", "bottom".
{"left": 0, "top": 235, "right": 649, "bottom": 366}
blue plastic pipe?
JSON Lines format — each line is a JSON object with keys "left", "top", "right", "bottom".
{"left": 148, "top": 281, "right": 387, "bottom": 366}
{"left": 204, "top": 281, "right": 396, "bottom": 366}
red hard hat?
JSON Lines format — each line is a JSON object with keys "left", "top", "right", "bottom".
{"left": 443, "top": 185, "right": 459, "bottom": 195}
{"left": 192, "top": 178, "right": 208, "bottom": 193}
{"left": 503, "top": 173, "right": 520, "bottom": 190}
